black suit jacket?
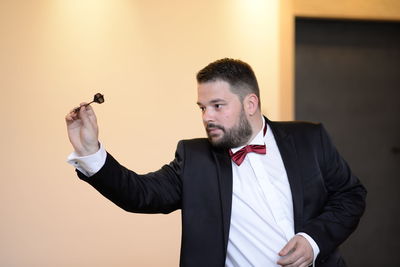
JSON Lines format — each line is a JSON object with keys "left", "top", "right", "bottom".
{"left": 78, "top": 119, "right": 367, "bottom": 267}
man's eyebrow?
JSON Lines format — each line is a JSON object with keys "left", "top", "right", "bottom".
{"left": 210, "top": 99, "right": 226, "bottom": 104}
{"left": 196, "top": 99, "right": 227, "bottom": 106}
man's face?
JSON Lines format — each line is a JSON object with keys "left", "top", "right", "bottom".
{"left": 197, "top": 80, "right": 252, "bottom": 149}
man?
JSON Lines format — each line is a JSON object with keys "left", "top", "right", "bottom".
{"left": 66, "top": 58, "right": 366, "bottom": 267}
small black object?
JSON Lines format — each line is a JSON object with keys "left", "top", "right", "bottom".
{"left": 74, "top": 93, "right": 105, "bottom": 113}
{"left": 93, "top": 93, "right": 104, "bottom": 104}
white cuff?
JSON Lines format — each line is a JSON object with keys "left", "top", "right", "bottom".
{"left": 67, "top": 143, "right": 107, "bottom": 177}
{"left": 296, "top": 232, "right": 319, "bottom": 266}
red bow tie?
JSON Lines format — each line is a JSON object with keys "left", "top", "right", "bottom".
{"left": 229, "top": 122, "right": 268, "bottom": 166}
{"left": 229, "top": 144, "right": 266, "bottom": 166}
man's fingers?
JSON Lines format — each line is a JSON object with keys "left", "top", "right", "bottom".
{"left": 79, "top": 104, "right": 93, "bottom": 126}
{"left": 298, "top": 260, "right": 311, "bottom": 267}
{"left": 277, "top": 239, "right": 297, "bottom": 266}
{"left": 277, "top": 248, "right": 300, "bottom": 266}
{"left": 283, "top": 256, "right": 307, "bottom": 267}
{"left": 65, "top": 103, "right": 95, "bottom": 129}
{"left": 85, "top": 104, "right": 98, "bottom": 124}
{"left": 66, "top": 107, "right": 80, "bottom": 123}
{"left": 279, "top": 238, "right": 296, "bottom": 256}
{"left": 277, "top": 236, "right": 313, "bottom": 267}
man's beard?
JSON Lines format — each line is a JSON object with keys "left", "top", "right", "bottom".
{"left": 206, "top": 109, "right": 252, "bottom": 149}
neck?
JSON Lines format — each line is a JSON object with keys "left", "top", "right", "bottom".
{"left": 246, "top": 112, "right": 263, "bottom": 145}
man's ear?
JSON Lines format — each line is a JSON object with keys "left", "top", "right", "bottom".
{"left": 244, "top": 93, "right": 259, "bottom": 116}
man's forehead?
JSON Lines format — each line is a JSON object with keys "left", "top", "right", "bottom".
{"left": 197, "top": 80, "right": 232, "bottom": 96}
{"left": 196, "top": 79, "right": 245, "bottom": 109}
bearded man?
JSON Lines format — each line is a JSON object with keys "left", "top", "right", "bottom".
{"left": 66, "top": 58, "right": 366, "bottom": 267}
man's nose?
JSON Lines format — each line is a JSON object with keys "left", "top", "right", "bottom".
{"left": 202, "top": 108, "right": 215, "bottom": 123}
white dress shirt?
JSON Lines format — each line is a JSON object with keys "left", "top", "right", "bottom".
{"left": 67, "top": 117, "right": 319, "bottom": 266}
{"left": 225, "top": 118, "right": 319, "bottom": 266}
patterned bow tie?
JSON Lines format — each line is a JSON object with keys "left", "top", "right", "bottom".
{"left": 229, "top": 144, "right": 266, "bottom": 166}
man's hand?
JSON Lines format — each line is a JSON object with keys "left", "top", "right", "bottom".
{"left": 65, "top": 103, "right": 100, "bottom": 156}
{"left": 277, "top": 235, "right": 313, "bottom": 267}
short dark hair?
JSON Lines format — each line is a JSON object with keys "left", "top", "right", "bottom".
{"left": 196, "top": 58, "right": 260, "bottom": 103}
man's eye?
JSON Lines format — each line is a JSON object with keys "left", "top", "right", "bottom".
{"left": 199, "top": 107, "right": 205, "bottom": 112}
{"left": 215, "top": 104, "right": 221, "bottom": 109}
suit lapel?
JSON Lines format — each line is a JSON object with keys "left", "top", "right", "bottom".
{"left": 268, "top": 119, "right": 304, "bottom": 233}
{"left": 211, "top": 147, "right": 232, "bottom": 255}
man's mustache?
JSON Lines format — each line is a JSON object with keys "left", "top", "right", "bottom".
{"left": 206, "top": 123, "right": 225, "bottom": 132}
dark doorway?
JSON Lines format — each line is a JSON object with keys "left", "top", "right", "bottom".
{"left": 295, "top": 18, "right": 400, "bottom": 266}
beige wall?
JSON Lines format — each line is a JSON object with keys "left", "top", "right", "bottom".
{"left": 0, "top": 0, "right": 292, "bottom": 266}
{"left": 279, "top": 0, "right": 295, "bottom": 120}
{"left": 294, "top": 0, "right": 400, "bottom": 21}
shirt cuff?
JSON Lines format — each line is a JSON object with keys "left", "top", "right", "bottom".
{"left": 296, "top": 232, "right": 320, "bottom": 266}
{"left": 67, "top": 143, "right": 107, "bottom": 177}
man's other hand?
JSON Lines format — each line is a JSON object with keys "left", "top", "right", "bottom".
{"left": 277, "top": 235, "right": 313, "bottom": 267}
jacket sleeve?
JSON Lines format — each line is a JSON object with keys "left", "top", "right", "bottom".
{"left": 77, "top": 141, "right": 185, "bottom": 214}
{"left": 302, "top": 124, "right": 367, "bottom": 262}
